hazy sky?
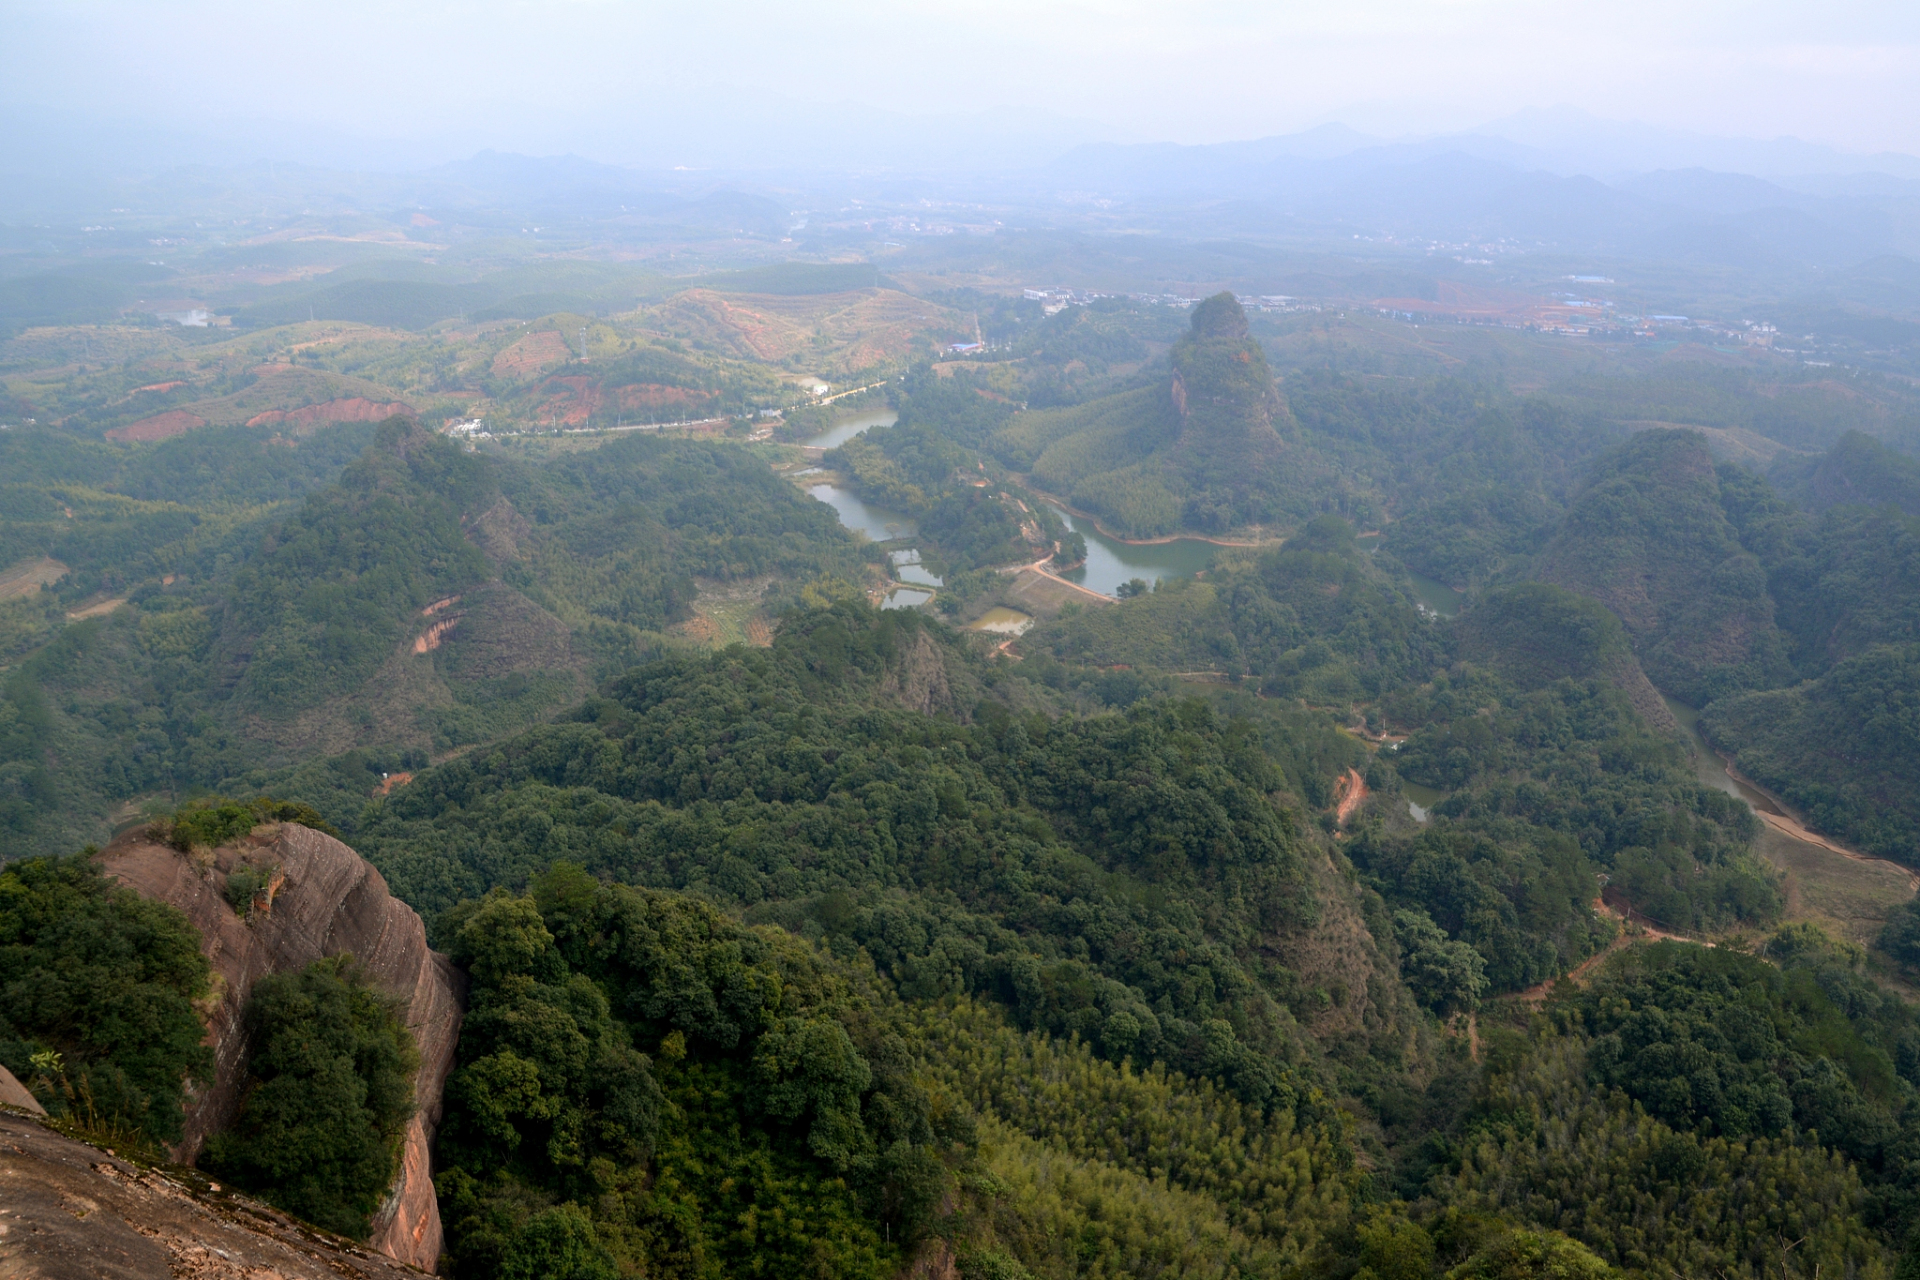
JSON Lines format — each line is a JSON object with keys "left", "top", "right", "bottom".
{"left": 7, "top": 0, "right": 1918, "bottom": 165}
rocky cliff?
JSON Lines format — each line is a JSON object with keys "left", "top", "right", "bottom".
{"left": 0, "top": 1109, "right": 429, "bottom": 1280}
{"left": 94, "top": 822, "right": 465, "bottom": 1271}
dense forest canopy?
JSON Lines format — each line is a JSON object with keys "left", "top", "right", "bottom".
{"left": 6, "top": 251, "right": 1920, "bottom": 1280}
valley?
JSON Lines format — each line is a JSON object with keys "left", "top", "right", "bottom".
{"left": 5, "top": 232, "right": 1920, "bottom": 1280}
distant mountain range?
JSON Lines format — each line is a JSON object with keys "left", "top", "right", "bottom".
{"left": 1042, "top": 114, "right": 1920, "bottom": 270}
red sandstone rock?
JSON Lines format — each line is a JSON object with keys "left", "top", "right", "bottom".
{"left": 95, "top": 823, "right": 464, "bottom": 1271}
{"left": 0, "top": 1110, "right": 430, "bottom": 1279}
{"left": 0, "top": 1062, "right": 46, "bottom": 1115}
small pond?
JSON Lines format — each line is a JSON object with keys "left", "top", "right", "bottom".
{"left": 890, "top": 548, "right": 942, "bottom": 588}
{"left": 1403, "top": 781, "right": 1445, "bottom": 824}
{"left": 966, "top": 607, "right": 1033, "bottom": 636}
{"left": 1407, "top": 573, "right": 1465, "bottom": 619}
{"left": 803, "top": 410, "right": 898, "bottom": 450}
{"left": 1048, "top": 505, "right": 1218, "bottom": 597}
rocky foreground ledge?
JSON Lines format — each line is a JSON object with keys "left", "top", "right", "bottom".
{"left": 0, "top": 1108, "right": 433, "bottom": 1279}
{"left": 94, "top": 821, "right": 466, "bottom": 1271}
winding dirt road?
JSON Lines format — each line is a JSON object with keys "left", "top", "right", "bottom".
{"left": 1333, "top": 767, "right": 1369, "bottom": 828}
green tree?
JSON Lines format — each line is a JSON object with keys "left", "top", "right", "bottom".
{"left": 0, "top": 852, "right": 211, "bottom": 1146}
{"left": 202, "top": 954, "right": 419, "bottom": 1238}
{"left": 1445, "top": 1230, "right": 1615, "bottom": 1279}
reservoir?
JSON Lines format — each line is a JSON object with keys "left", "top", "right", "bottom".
{"left": 809, "top": 483, "right": 916, "bottom": 543}
{"left": 1047, "top": 505, "right": 1217, "bottom": 597}
{"left": 803, "top": 410, "right": 897, "bottom": 450}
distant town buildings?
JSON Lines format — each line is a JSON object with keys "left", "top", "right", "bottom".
{"left": 154, "top": 308, "right": 228, "bottom": 327}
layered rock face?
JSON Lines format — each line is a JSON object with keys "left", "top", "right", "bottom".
{"left": 95, "top": 822, "right": 465, "bottom": 1271}
{"left": 0, "top": 1110, "right": 428, "bottom": 1280}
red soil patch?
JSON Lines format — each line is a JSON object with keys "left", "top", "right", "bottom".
{"left": 532, "top": 379, "right": 714, "bottom": 427}
{"left": 1332, "top": 767, "right": 1369, "bottom": 828}
{"left": 413, "top": 617, "right": 460, "bottom": 654}
{"left": 107, "top": 410, "right": 208, "bottom": 442}
{"left": 422, "top": 595, "right": 462, "bottom": 617}
{"left": 133, "top": 380, "right": 187, "bottom": 395}
{"left": 246, "top": 397, "right": 413, "bottom": 430}
{"left": 373, "top": 771, "right": 414, "bottom": 797}
{"left": 492, "top": 330, "right": 574, "bottom": 379}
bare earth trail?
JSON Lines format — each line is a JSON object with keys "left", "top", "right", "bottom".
{"left": 1667, "top": 698, "right": 1916, "bottom": 944}
{"left": 1514, "top": 899, "right": 1706, "bottom": 1005}
{"left": 1007, "top": 552, "right": 1116, "bottom": 604}
{"left": 1720, "top": 753, "right": 1920, "bottom": 895}
{"left": 1332, "top": 767, "right": 1369, "bottom": 828}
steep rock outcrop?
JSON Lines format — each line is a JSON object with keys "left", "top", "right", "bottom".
{"left": 879, "top": 628, "right": 958, "bottom": 716}
{"left": 0, "top": 1110, "right": 428, "bottom": 1279}
{"left": 95, "top": 822, "right": 465, "bottom": 1271}
{"left": 0, "top": 1061, "right": 47, "bottom": 1115}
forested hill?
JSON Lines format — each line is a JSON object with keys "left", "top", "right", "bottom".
{"left": 1539, "top": 428, "right": 1790, "bottom": 704}
{"left": 980, "top": 293, "right": 1622, "bottom": 541}
{"left": 219, "top": 600, "right": 1915, "bottom": 1277}
{"left": 1500, "top": 424, "right": 1920, "bottom": 860}
{"left": 0, "top": 418, "right": 868, "bottom": 854}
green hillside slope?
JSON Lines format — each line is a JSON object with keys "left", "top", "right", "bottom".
{"left": 0, "top": 420, "right": 866, "bottom": 854}
{"left": 1540, "top": 429, "right": 1791, "bottom": 703}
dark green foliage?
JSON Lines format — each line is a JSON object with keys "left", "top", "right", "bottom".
{"left": 1441, "top": 1230, "right": 1615, "bottom": 1279}
{"left": 203, "top": 954, "right": 419, "bottom": 1238}
{"left": 223, "top": 418, "right": 494, "bottom": 715}
{"left": 1033, "top": 516, "right": 1444, "bottom": 703}
{"left": 1773, "top": 430, "right": 1920, "bottom": 517}
{"left": 1052, "top": 531, "right": 1086, "bottom": 568}
{"left": 1729, "top": 490, "right": 1920, "bottom": 678}
{"left": 1703, "top": 644, "right": 1920, "bottom": 862}
{"left": 225, "top": 862, "right": 276, "bottom": 916}
{"left": 159, "top": 795, "right": 339, "bottom": 852}
{"left": 1540, "top": 430, "right": 1791, "bottom": 704}
{"left": 0, "top": 422, "right": 866, "bottom": 854}
{"left": 1452, "top": 584, "right": 1639, "bottom": 691}
{"left": 1450, "top": 931, "right": 1920, "bottom": 1269}
{"left": 0, "top": 422, "right": 381, "bottom": 601}
{"left": 1434, "top": 944, "right": 1902, "bottom": 1279}
{"left": 432, "top": 867, "right": 947, "bottom": 1280}
{"left": 1383, "top": 485, "right": 1559, "bottom": 588}
{"left": 825, "top": 418, "right": 1033, "bottom": 569}
{"left": 894, "top": 366, "right": 1020, "bottom": 451}
{"left": 1384, "top": 672, "right": 1774, "bottom": 940}
{"left": 1393, "top": 910, "right": 1490, "bottom": 1013}
{"left": 352, "top": 604, "right": 1328, "bottom": 1104}
{"left": 0, "top": 853, "right": 212, "bottom": 1145}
